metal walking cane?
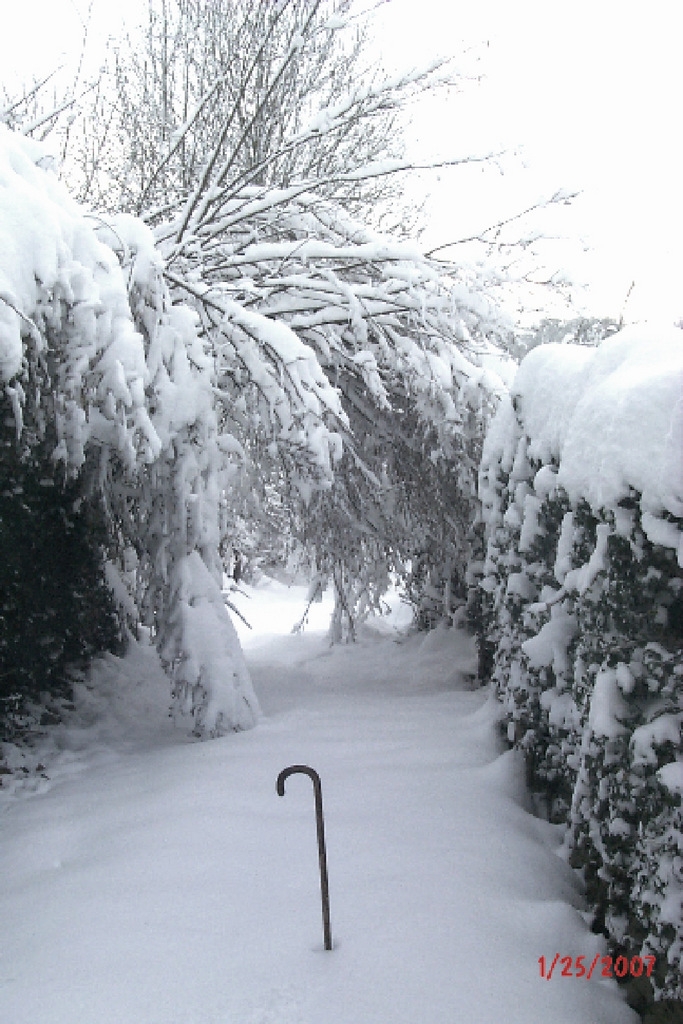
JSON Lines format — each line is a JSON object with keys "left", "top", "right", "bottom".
{"left": 277, "top": 764, "right": 333, "bottom": 951}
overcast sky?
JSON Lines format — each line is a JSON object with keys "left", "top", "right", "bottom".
{"left": 1, "top": 0, "right": 681, "bottom": 324}
{"left": 374, "top": 0, "right": 683, "bottom": 324}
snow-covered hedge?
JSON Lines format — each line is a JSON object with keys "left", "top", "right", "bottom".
{"left": 0, "top": 126, "right": 258, "bottom": 736}
{"left": 477, "top": 328, "right": 683, "bottom": 1004}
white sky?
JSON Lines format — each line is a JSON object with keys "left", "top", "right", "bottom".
{"left": 1, "top": 0, "right": 681, "bottom": 324}
{"left": 374, "top": 0, "right": 683, "bottom": 324}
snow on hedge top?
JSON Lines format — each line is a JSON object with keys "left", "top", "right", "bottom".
{"left": 482, "top": 326, "right": 683, "bottom": 550}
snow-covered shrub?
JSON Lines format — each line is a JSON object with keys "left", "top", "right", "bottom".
{"left": 0, "top": 125, "right": 259, "bottom": 736}
{"left": 478, "top": 328, "right": 683, "bottom": 1003}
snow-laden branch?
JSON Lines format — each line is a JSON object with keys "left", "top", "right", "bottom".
{"left": 174, "top": 0, "right": 324, "bottom": 243}
{"left": 138, "top": 67, "right": 237, "bottom": 211}
{"left": 18, "top": 95, "right": 79, "bottom": 138}
{"left": 171, "top": 50, "right": 457, "bottom": 245}
{"left": 0, "top": 68, "right": 63, "bottom": 122}
{"left": 424, "top": 189, "right": 580, "bottom": 258}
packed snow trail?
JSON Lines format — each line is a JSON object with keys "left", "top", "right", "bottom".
{"left": 0, "top": 580, "right": 636, "bottom": 1023}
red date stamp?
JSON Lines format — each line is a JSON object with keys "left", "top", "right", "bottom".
{"left": 539, "top": 954, "right": 656, "bottom": 981}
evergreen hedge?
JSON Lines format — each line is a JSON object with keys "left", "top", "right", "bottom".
{"left": 0, "top": 393, "right": 124, "bottom": 741}
{"left": 476, "top": 337, "right": 683, "bottom": 1007}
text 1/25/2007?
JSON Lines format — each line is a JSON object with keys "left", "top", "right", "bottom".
{"left": 539, "top": 954, "right": 655, "bottom": 981}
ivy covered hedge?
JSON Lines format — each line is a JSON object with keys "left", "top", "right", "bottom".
{"left": 475, "top": 329, "right": 683, "bottom": 1007}
{"left": 0, "top": 398, "right": 124, "bottom": 741}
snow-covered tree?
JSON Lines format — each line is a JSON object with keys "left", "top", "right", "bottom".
{"left": 0, "top": 81, "right": 513, "bottom": 733}
{"left": 1, "top": 0, "right": 574, "bottom": 742}
{"left": 58, "top": 0, "right": 516, "bottom": 636}
{"left": 67, "top": 0, "right": 457, "bottom": 230}
{"left": 512, "top": 315, "right": 621, "bottom": 360}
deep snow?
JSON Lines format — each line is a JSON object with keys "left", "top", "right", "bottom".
{"left": 0, "top": 579, "right": 637, "bottom": 1023}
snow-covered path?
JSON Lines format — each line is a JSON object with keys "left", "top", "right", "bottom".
{"left": 0, "top": 581, "right": 636, "bottom": 1023}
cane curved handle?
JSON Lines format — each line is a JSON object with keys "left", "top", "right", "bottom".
{"left": 277, "top": 764, "right": 321, "bottom": 796}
